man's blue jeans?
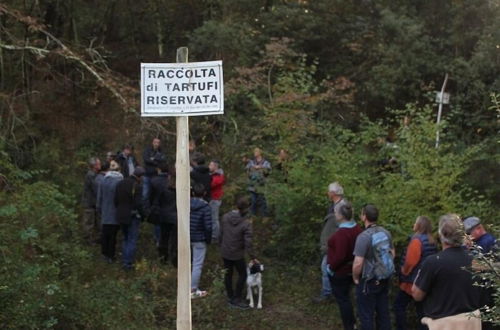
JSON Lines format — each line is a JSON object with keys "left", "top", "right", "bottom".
{"left": 329, "top": 273, "right": 355, "bottom": 330}
{"left": 209, "top": 199, "right": 222, "bottom": 241}
{"left": 321, "top": 255, "right": 332, "bottom": 296}
{"left": 121, "top": 217, "right": 140, "bottom": 268}
{"left": 250, "top": 191, "right": 268, "bottom": 217}
{"left": 142, "top": 175, "right": 152, "bottom": 201}
{"left": 191, "top": 241, "right": 207, "bottom": 290}
{"left": 356, "top": 278, "right": 392, "bottom": 330}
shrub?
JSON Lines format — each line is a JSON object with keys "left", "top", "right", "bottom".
{"left": 266, "top": 105, "right": 494, "bottom": 262}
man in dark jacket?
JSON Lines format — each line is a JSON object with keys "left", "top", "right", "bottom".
{"left": 220, "top": 195, "right": 255, "bottom": 309}
{"left": 190, "top": 183, "right": 212, "bottom": 298}
{"left": 96, "top": 160, "right": 123, "bottom": 263}
{"left": 142, "top": 137, "right": 166, "bottom": 200}
{"left": 143, "top": 138, "right": 167, "bottom": 245}
{"left": 150, "top": 162, "right": 177, "bottom": 266}
{"left": 116, "top": 144, "right": 138, "bottom": 178}
{"left": 114, "top": 166, "right": 145, "bottom": 270}
{"left": 190, "top": 152, "right": 211, "bottom": 201}
{"left": 81, "top": 157, "right": 101, "bottom": 242}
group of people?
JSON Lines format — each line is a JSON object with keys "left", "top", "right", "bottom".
{"left": 81, "top": 138, "right": 270, "bottom": 308}
{"left": 82, "top": 143, "right": 497, "bottom": 324}
{"left": 314, "top": 182, "right": 497, "bottom": 330}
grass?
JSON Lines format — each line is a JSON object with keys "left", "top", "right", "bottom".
{"left": 84, "top": 216, "right": 346, "bottom": 329}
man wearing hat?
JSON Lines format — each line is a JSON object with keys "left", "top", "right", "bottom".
{"left": 115, "top": 166, "right": 146, "bottom": 270}
{"left": 463, "top": 216, "right": 497, "bottom": 254}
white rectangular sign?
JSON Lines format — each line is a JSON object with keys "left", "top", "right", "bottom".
{"left": 141, "top": 61, "right": 224, "bottom": 116}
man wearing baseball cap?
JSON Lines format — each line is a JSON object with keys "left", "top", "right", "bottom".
{"left": 463, "top": 216, "right": 497, "bottom": 254}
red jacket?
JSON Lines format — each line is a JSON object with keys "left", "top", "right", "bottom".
{"left": 210, "top": 171, "right": 225, "bottom": 200}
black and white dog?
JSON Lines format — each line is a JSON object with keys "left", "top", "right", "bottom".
{"left": 246, "top": 260, "right": 264, "bottom": 309}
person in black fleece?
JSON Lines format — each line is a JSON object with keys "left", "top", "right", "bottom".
{"left": 142, "top": 137, "right": 166, "bottom": 200}
{"left": 143, "top": 137, "right": 167, "bottom": 245}
{"left": 150, "top": 162, "right": 177, "bottom": 266}
{"left": 190, "top": 152, "right": 211, "bottom": 201}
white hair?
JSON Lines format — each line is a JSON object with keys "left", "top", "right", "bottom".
{"left": 438, "top": 214, "right": 463, "bottom": 247}
{"left": 328, "top": 182, "right": 344, "bottom": 195}
{"left": 88, "top": 157, "right": 100, "bottom": 168}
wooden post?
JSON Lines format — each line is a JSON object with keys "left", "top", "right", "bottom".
{"left": 175, "top": 47, "right": 192, "bottom": 330}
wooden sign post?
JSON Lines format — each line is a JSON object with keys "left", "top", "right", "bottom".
{"left": 175, "top": 47, "right": 191, "bottom": 330}
{"left": 141, "top": 48, "right": 223, "bottom": 330}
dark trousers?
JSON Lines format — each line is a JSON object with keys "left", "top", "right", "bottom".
{"left": 250, "top": 192, "right": 268, "bottom": 217}
{"left": 223, "top": 258, "right": 247, "bottom": 300}
{"left": 393, "top": 289, "right": 426, "bottom": 330}
{"left": 329, "top": 274, "right": 356, "bottom": 330}
{"left": 159, "top": 223, "right": 177, "bottom": 267}
{"left": 121, "top": 217, "right": 140, "bottom": 268}
{"left": 356, "top": 278, "right": 392, "bottom": 330}
{"left": 101, "top": 224, "right": 120, "bottom": 260}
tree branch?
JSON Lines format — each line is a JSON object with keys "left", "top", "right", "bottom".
{"left": 0, "top": 4, "right": 134, "bottom": 112}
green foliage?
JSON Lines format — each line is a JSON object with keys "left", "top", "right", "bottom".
{"left": 267, "top": 105, "right": 494, "bottom": 262}
{"left": 0, "top": 152, "right": 160, "bottom": 329}
{"left": 0, "top": 1, "right": 498, "bottom": 327}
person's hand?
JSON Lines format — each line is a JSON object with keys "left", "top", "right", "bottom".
{"left": 353, "top": 277, "right": 359, "bottom": 285}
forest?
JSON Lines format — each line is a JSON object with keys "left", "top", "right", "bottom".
{"left": 0, "top": 0, "right": 499, "bottom": 329}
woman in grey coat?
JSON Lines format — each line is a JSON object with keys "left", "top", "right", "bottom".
{"left": 96, "top": 161, "right": 123, "bottom": 262}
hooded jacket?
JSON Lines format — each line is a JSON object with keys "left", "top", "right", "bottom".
{"left": 190, "top": 197, "right": 212, "bottom": 243}
{"left": 190, "top": 165, "right": 211, "bottom": 199}
{"left": 220, "top": 210, "right": 254, "bottom": 260}
{"left": 96, "top": 171, "right": 123, "bottom": 225}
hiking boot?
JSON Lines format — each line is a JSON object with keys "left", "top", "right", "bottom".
{"left": 122, "top": 264, "right": 134, "bottom": 271}
{"left": 311, "top": 294, "right": 333, "bottom": 304}
{"left": 229, "top": 298, "right": 250, "bottom": 310}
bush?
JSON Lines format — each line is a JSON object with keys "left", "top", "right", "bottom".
{"left": 266, "top": 105, "right": 494, "bottom": 262}
{"left": 0, "top": 152, "right": 158, "bottom": 329}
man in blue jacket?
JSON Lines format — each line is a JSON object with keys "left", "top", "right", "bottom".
{"left": 190, "top": 183, "right": 212, "bottom": 298}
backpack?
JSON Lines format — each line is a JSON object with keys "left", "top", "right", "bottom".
{"left": 368, "top": 227, "right": 395, "bottom": 280}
